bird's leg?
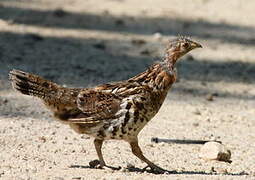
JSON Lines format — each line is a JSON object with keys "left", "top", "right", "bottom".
{"left": 90, "top": 138, "right": 121, "bottom": 170}
{"left": 129, "top": 139, "right": 166, "bottom": 174}
{"left": 93, "top": 138, "right": 106, "bottom": 168}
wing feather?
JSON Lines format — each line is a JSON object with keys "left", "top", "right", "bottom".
{"left": 69, "top": 89, "right": 122, "bottom": 124}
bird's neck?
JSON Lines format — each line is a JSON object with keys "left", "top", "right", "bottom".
{"left": 161, "top": 51, "right": 181, "bottom": 74}
{"left": 130, "top": 64, "right": 176, "bottom": 92}
{"left": 129, "top": 51, "right": 180, "bottom": 91}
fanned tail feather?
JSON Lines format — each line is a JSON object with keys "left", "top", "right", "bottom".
{"left": 9, "top": 69, "right": 59, "bottom": 99}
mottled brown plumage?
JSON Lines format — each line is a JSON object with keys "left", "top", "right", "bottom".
{"left": 9, "top": 37, "right": 202, "bottom": 173}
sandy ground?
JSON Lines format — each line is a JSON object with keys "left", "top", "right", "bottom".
{"left": 0, "top": 0, "right": 255, "bottom": 179}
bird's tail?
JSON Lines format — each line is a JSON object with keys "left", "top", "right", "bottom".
{"left": 9, "top": 69, "right": 60, "bottom": 100}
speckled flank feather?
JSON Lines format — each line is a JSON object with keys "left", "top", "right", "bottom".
{"left": 9, "top": 38, "right": 202, "bottom": 173}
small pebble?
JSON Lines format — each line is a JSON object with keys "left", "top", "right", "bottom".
{"left": 39, "top": 136, "right": 46, "bottom": 143}
{"left": 80, "top": 147, "right": 86, "bottom": 153}
{"left": 81, "top": 135, "right": 90, "bottom": 139}
{"left": 206, "top": 93, "right": 218, "bottom": 101}
{"left": 131, "top": 39, "right": 146, "bottom": 46}
{"left": 206, "top": 94, "right": 214, "bottom": 101}
{"left": 153, "top": 32, "right": 162, "bottom": 40}
{"left": 199, "top": 141, "right": 231, "bottom": 162}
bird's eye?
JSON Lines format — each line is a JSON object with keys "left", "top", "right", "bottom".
{"left": 182, "top": 42, "right": 190, "bottom": 48}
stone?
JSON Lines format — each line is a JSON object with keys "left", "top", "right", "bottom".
{"left": 131, "top": 39, "right": 146, "bottom": 46}
{"left": 206, "top": 94, "right": 214, "bottom": 101}
{"left": 199, "top": 141, "right": 231, "bottom": 162}
{"left": 153, "top": 32, "right": 162, "bottom": 40}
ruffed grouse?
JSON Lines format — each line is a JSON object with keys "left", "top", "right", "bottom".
{"left": 9, "top": 37, "right": 202, "bottom": 173}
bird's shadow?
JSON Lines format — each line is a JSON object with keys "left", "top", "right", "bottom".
{"left": 69, "top": 164, "right": 121, "bottom": 171}
{"left": 69, "top": 164, "right": 249, "bottom": 176}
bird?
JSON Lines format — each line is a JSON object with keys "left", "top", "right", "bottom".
{"left": 9, "top": 37, "right": 202, "bottom": 173}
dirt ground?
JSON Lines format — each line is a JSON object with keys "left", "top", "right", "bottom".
{"left": 0, "top": 0, "right": 255, "bottom": 179}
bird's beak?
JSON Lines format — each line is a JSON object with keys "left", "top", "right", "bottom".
{"left": 191, "top": 41, "right": 202, "bottom": 49}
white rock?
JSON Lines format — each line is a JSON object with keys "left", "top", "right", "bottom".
{"left": 199, "top": 141, "right": 231, "bottom": 162}
{"left": 153, "top": 32, "right": 162, "bottom": 40}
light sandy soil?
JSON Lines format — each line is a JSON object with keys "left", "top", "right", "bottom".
{"left": 0, "top": 0, "right": 255, "bottom": 179}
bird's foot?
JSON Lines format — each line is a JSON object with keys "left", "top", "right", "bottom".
{"left": 89, "top": 160, "right": 121, "bottom": 170}
{"left": 89, "top": 159, "right": 101, "bottom": 168}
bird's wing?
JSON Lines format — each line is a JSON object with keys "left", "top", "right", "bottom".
{"left": 69, "top": 89, "right": 122, "bottom": 124}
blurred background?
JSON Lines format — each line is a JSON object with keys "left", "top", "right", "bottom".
{"left": 0, "top": 0, "right": 254, "bottom": 178}
{"left": 0, "top": 0, "right": 254, "bottom": 90}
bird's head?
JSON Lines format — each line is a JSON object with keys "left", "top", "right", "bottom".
{"left": 165, "top": 36, "right": 202, "bottom": 64}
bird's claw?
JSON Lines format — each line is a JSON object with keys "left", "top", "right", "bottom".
{"left": 89, "top": 159, "right": 102, "bottom": 168}
{"left": 89, "top": 160, "right": 121, "bottom": 170}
